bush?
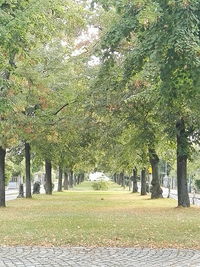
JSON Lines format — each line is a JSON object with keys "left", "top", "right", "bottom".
{"left": 92, "top": 181, "right": 109, "bottom": 191}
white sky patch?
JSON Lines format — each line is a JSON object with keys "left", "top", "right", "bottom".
{"left": 61, "top": 25, "right": 100, "bottom": 64}
{"left": 75, "top": 25, "right": 99, "bottom": 45}
{"left": 88, "top": 55, "right": 100, "bottom": 66}
{"left": 61, "top": 40, "right": 68, "bottom": 46}
{"left": 72, "top": 25, "right": 100, "bottom": 65}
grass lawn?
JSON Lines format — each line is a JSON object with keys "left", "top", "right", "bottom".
{"left": 1, "top": 181, "right": 200, "bottom": 249}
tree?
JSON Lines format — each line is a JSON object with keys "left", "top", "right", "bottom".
{"left": 92, "top": 0, "right": 200, "bottom": 206}
{"left": 45, "top": 160, "right": 52, "bottom": 195}
{"left": 57, "top": 166, "right": 63, "bottom": 192}
{"left": 25, "top": 142, "right": 31, "bottom": 198}
{"left": 0, "top": 0, "right": 86, "bottom": 206}
{"left": 0, "top": 148, "right": 6, "bottom": 207}
{"left": 141, "top": 169, "right": 147, "bottom": 196}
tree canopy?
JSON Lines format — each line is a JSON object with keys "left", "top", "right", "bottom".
{"left": 0, "top": 0, "right": 200, "bottom": 207}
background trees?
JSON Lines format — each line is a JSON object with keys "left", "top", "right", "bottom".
{"left": 90, "top": 0, "right": 200, "bottom": 206}
{"left": 0, "top": 0, "right": 199, "bottom": 208}
{"left": 0, "top": 0, "right": 86, "bottom": 206}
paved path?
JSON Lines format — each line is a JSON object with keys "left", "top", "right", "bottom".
{"left": 5, "top": 189, "right": 18, "bottom": 201}
{"left": 162, "top": 187, "right": 200, "bottom": 206}
{"left": 0, "top": 247, "right": 200, "bottom": 267}
{"left": 5, "top": 183, "right": 58, "bottom": 202}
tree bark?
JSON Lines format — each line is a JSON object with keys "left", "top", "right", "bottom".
{"left": 116, "top": 174, "right": 119, "bottom": 185}
{"left": 45, "top": 160, "right": 52, "bottom": 195}
{"left": 132, "top": 168, "right": 138, "bottom": 193}
{"left": 120, "top": 172, "right": 125, "bottom": 188}
{"left": 128, "top": 177, "right": 131, "bottom": 191}
{"left": 0, "top": 147, "right": 6, "bottom": 207}
{"left": 141, "top": 169, "right": 147, "bottom": 195}
{"left": 113, "top": 173, "right": 117, "bottom": 183}
{"left": 57, "top": 166, "right": 63, "bottom": 192}
{"left": 63, "top": 171, "right": 69, "bottom": 190}
{"left": 176, "top": 118, "right": 190, "bottom": 207}
{"left": 149, "top": 148, "right": 163, "bottom": 199}
{"left": 77, "top": 174, "right": 80, "bottom": 185}
{"left": 69, "top": 170, "right": 73, "bottom": 188}
{"left": 80, "top": 173, "right": 84, "bottom": 183}
{"left": 25, "top": 142, "right": 32, "bottom": 198}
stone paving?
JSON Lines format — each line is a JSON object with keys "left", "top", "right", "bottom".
{"left": 0, "top": 247, "right": 200, "bottom": 267}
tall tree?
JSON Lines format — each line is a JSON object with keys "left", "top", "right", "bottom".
{"left": 0, "top": 0, "right": 87, "bottom": 205}
{"left": 141, "top": 169, "right": 147, "bottom": 196}
{"left": 0, "top": 147, "right": 6, "bottom": 207}
{"left": 45, "top": 160, "right": 52, "bottom": 195}
{"left": 92, "top": 0, "right": 200, "bottom": 206}
{"left": 57, "top": 166, "right": 63, "bottom": 192}
{"left": 25, "top": 142, "right": 31, "bottom": 198}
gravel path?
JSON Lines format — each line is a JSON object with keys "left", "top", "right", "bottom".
{"left": 0, "top": 247, "right": 200, "bottom": 267}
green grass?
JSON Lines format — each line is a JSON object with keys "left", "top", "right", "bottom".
{"left": 1, "top": 181, "right": 200, "bottom": 249}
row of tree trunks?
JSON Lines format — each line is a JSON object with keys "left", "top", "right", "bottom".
{"left": 114, "top": 172, "right": 132, "bottom": 189}
{"left": 114, "top": 172, "right": 126, "bottom": 187}
{"left": 113, "top": 148, "right": 189, "bottom": 206}
{"left": 113, "top": 169, "right": 146, "bottom": 195}
{"left": 58, "top": 169, "right": 85, "bottom": 192}
{"left": 1, "top": 142, "right": 86, "bottom": 205}
{"left": 149, "top": 137, "right": 190, "bottom": 206}
{"left": 25, "top": 143, "right": 54, "bottom": 196}
{"left": 2, "top": 124, "right": 190, "bottom": 208}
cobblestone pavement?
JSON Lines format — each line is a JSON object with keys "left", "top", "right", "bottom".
{"left": 0, "top": 247, "right": 200, "bottom": 267}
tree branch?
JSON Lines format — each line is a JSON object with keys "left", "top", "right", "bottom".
{"left": 53, "top": 100, "right": 76, "bottom": 115}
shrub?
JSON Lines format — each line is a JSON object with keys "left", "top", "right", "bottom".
{"left": 92, "top": 180, "right": 109, "bottom": 191}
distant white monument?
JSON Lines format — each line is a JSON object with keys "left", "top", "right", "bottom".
{"left": 89, "top": 172, "right": 110, "bottom": 182}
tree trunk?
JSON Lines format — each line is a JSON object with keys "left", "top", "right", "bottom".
{"left": 128, "top": 177, "right": 131, "bottom": 191}
{"left": 77, "top": 174, "right": 80, "bottom": 185}
{"left": 120, "top": 172, "right": 125, "bottom": 188}
{"left": 63, "top": 171, "right": 69, "bottom": 190}
{"left": 81, "top": 173, "right": 84, "bottom": 183}
{"left": 17, "top": 184, "right": 24, "bottom": 198}
{"left": 141, "top": 169, "right": 147, "bottom": 196}
{"left": 69, "top": 170, "right": 73, "bottom": 188}
{"left": 57, "top": 166, "right": 63, "bottom": 192}
{"left": 113, "top": 173, "right": 117, "bottom": 183}
{"left": 45, "top": 160, "right": 52, "bottom": 195}
{"left": 74, "top": 175, "right": 77, "bottom": 186}
{"left": 132, "top": 168, "right": 138, "bottom": 193}
{"left": 176, "top": 118, "right": 190, "bottom": 207}
{"left": 25, "top": 142, "right": 32, "bottom": 198}
{"left": 116, "top": 174, "right": 119, "bottom": 185}
{"left": 0, "top": 147, "right": 6, "bottom": 207}
{"left": 149, "top": 148, "right": 163, "bottom": 199}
